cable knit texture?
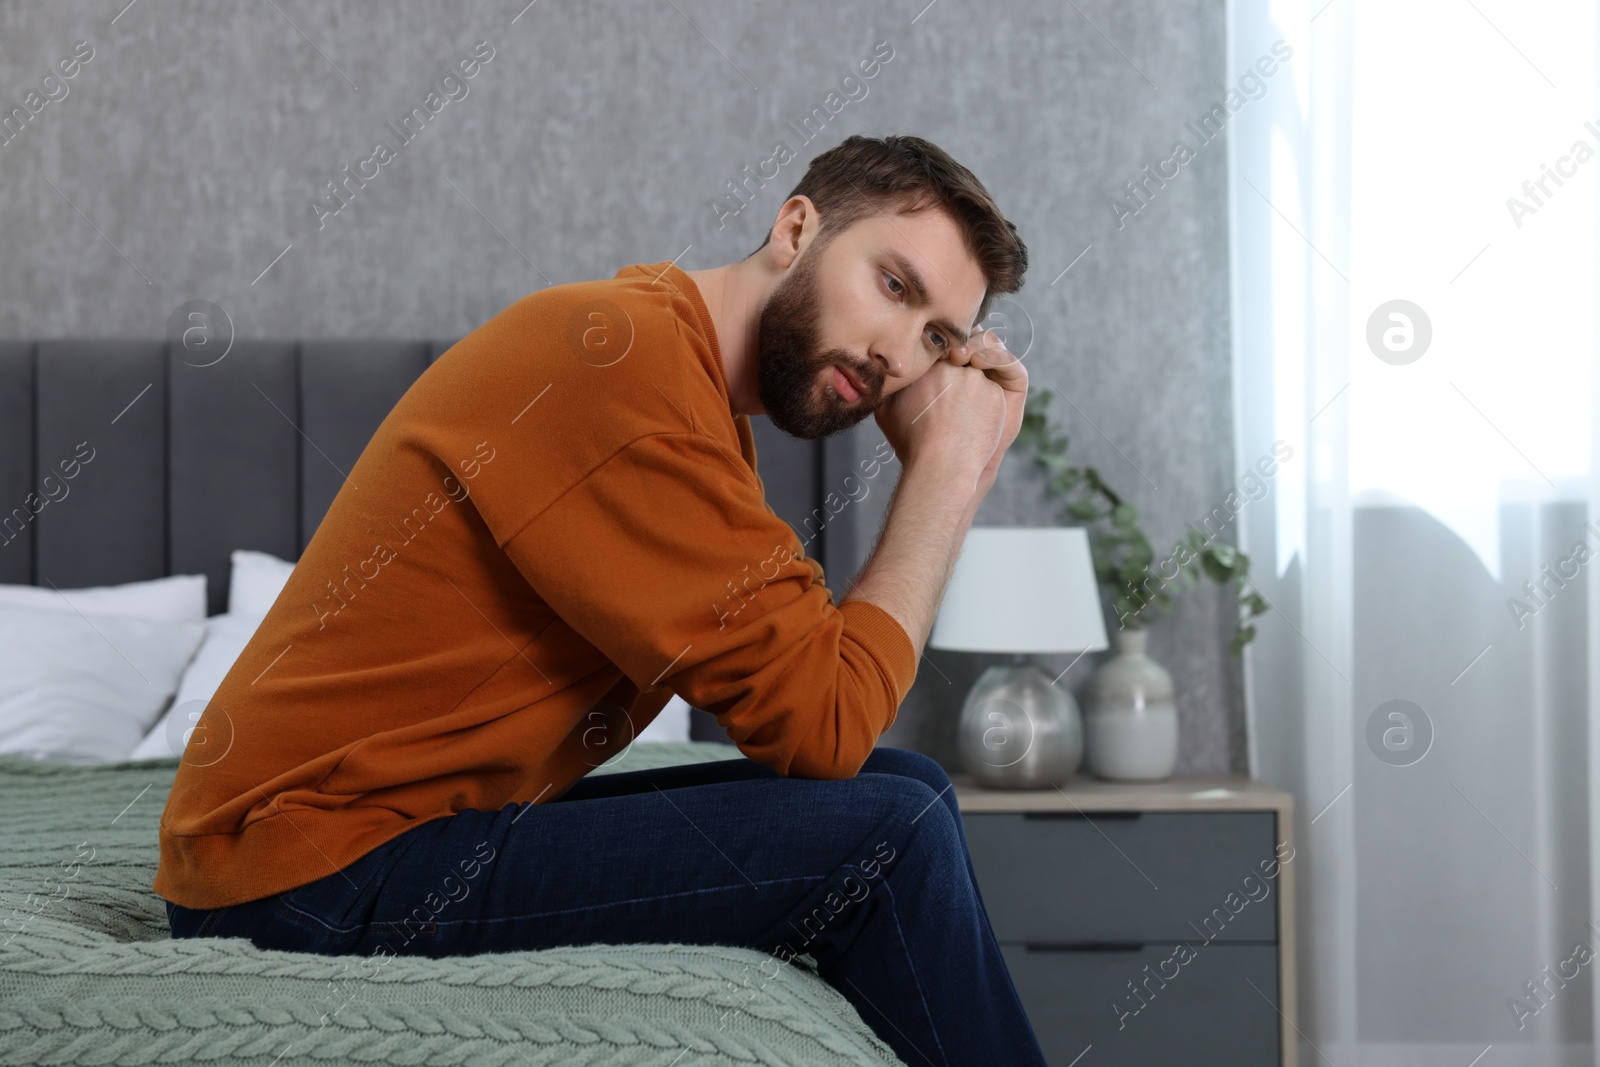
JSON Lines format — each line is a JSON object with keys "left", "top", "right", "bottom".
{"left": 0, "top": 745, "right": 905, "bottom": 1066}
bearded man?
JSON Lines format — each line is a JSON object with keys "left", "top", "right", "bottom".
{"left": 156, "top": 133, "right": 1045, "bottom": 1067}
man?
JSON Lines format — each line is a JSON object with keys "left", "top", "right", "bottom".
{"left": 156, "top": 133, "right": 1046, "bottom": 1066}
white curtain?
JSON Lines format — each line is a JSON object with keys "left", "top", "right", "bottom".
{"left": 1229, "top": 1, "right": 1597, "bottom": 1064}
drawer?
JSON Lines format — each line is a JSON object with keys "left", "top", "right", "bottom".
{"left": 1002, "top": 942, "right": 1281, "bottom": 1067}
{"left": 964, "top": 811, "right": 1281, "bottom": 943}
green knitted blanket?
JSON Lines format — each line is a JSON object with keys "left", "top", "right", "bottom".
{"left": 0, "top": 743, "right": 905, "bottom": 1066}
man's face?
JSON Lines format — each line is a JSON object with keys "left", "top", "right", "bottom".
{"left": 755, "top": 205, "right": 989, "bottom": 440}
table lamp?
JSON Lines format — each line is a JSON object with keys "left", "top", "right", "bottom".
{"left": 928, "top": 526, "right": 1109, "bottom": 788}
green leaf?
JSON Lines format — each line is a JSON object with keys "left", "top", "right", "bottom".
{"left": 1021, "top": 383, "right": 1261, "bottom": 647}
{"left": 1116, "top": 573, "right": 1147, "bottom": 595}
{"left": 1199, "top": 550, "right": 1233, "bottom": 584}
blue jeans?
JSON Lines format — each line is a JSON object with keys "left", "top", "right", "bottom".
{"left": 165, "top": 747, "right": 1047, "bottom": 1067}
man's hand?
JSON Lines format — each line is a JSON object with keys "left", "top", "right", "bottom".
{"left": 873, "top": 351, "right": 1004, "bottom": 491}
{"left": 845, "top": 328, "right": 1030, "bottom": 658}
{"left": 947, "top": 327, "right": 1027, "bottom": 499}
{"left": 872, "top": 326, "right": 1028, "bottom": 496}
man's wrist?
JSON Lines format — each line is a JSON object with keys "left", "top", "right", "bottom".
{"left": 901, "top": 448, "right": 982, "bottom": 500}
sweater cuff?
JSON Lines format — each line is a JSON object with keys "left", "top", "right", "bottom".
{"left": 838, "top": 598, "right": 919, "bottom": 709}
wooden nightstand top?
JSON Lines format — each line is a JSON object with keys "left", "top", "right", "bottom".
{"left": 952, "top": 772, "right": 1294, "bottom": 815}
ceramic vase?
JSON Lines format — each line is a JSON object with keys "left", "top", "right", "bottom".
{"left": 1083, "top": 629, "right": 1178, "bottom": 780}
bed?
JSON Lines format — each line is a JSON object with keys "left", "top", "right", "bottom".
{"left": 0, "top": 338, "right": 901, "bottom": 1066}
{"left": 0, "top": 743, "right": 903, "bottom": 1066}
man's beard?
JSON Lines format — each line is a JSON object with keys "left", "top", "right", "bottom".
{"left": 755, "top": 249, "right": 880, "bottom": 440}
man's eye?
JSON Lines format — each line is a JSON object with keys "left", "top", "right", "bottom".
{"left": 928, "top": 329, "right": 948, "bottom": 349}
{"left": 883, "top": 273, "right": 904, "bottom": 297}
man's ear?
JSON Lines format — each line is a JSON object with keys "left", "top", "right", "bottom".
{"left": 765, "top": 195, "right": 818, "bottom": 270}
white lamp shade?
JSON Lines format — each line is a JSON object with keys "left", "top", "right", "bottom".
{"left": 928, "top": 526, "right": 1109, "bottom": 654}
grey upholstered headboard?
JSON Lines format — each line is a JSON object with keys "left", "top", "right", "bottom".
{"left": 0, "top": 340, "right": 858, "bottom": 618}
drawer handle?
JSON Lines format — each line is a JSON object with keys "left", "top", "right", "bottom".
{"left": 1022, "top": 812, "right": 1144, "bottom": 822}
{"left": 1024, "top": 941, "right": 1145, "bottom": 953}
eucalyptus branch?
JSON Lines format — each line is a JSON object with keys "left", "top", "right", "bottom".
{"left": 1018, "top": 386, "right": 1267, "bottom": 656}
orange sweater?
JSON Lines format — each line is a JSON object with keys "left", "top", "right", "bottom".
{"left": 153, "top": 262, "right": 918, "bottom": 910}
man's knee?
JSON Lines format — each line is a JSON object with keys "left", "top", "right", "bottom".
{"left": 864, "top": 746, "right": 953, "bottom": 794}
{"left": 863, "top": 772, "right": 962, "bottom": 852}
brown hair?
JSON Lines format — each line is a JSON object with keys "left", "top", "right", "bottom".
{"left": 755, "top": 134, "right": 1029, "bottom": 324}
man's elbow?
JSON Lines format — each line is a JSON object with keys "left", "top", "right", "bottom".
{"left": 783, "top": 752, "right": 868, "bottom": 781}
{"left": 780, "top": 729, "right": 878, "bottom": 780}
{"left": 732, "top": 693, "right": 895, "bottom": 780}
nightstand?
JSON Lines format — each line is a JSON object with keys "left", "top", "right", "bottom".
{"left": 956, "top": 774, "right": 1297, "bottom": 1067}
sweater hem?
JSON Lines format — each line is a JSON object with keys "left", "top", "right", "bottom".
{"left": 153, "top": 806, "right": 455, "bottom": 911}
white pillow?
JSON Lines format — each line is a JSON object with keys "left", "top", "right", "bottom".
{"left": 0, "top": 604, "right": 205, "bottom": 764}
{"left": 639, "top": 694, "right": 692, "bottom": 743}
{"left": 0, "top": 573, "right": 206, "bottom": 623}
{"left": 129, "top": 612, "right": 263, "bottom": 761}
{"left": 123, "top": 549, "right": 696, "bottom": 759}
{"left": 228, "top": 549, "right": 297, "bottom": 617}
{"left": 129, "top": 611, "right": 694, "bottom": 760}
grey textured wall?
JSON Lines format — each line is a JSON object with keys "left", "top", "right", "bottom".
{"left": 0, "top": 0, "right": 1243, "bottom": 773}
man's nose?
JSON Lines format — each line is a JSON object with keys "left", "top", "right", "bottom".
{"left": 871, "top": 340, "right": 912, "bottom": 383}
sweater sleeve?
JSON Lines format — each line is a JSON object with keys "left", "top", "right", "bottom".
{"left": 499, "top": 430, "right": 918, "bottom": 779}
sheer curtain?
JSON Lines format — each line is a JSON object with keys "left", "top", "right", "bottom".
{"left": 1229, "top": 1, "right": 1598, "bottom": 1064}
